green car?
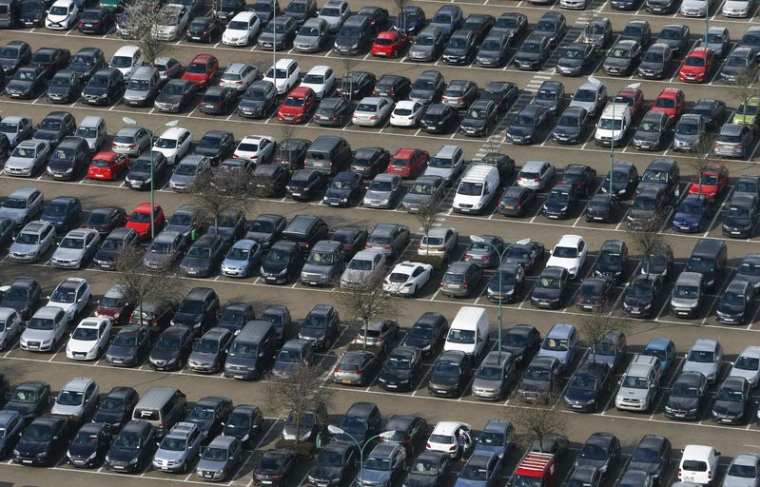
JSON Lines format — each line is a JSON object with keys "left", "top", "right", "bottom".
{"left": 733, "top": 96, "right": 759, "bottom": 128}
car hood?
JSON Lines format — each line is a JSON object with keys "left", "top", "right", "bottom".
{"left": 164, "top": 223, "right": 191, "bottom": 235}
{"left": 0, "top": 208, "right": 26, "bottom": 220}
{"left": 53, "top": 248, "right": 84, "bottom": 261}
{"left": 478, "top": 48, "right": 502, "bottom": 58}
{"left": 543, "top": 199, "right": 569, "bottom": 211}
{"left": 657, "top": 38, "right": 681, "bottom": 49}
{"left": 67, "top": 338, "right": 97, "bottom": 354}
{"left": 309, "top": 465, "right": 344, "bottom": 481}
{"left": 380, "top": 366, "right": 414, "bottom": 382}
{"left": 507, "top": 125, "right": 536, "bottom": 137}
{"left": 461, "top": 117, "right": 487, "bottom": 128}
{"left": 673, "top": 212, "right": 702, "bottom": 225}
{"left": 629, "top": 208, "right": 656, "bottom": 221}
{"left": 444, "top": 46, "right": 469, "bottom": 56}
{"left": 429, "top": 374, "right": 459, "bottom": 387}
{"left": 68, "top": 442, "right": 98, "bottom": 459}
{"left": 92, "top": 409, "right": 125, "bottom": 425}
{"left": 16, "top": 438, "right": 50, "bottom": 456}
{"left": 627, "top": 461, "right": 661, "bottom": 475}
{"left": 155, "top": 449, "right": 187, "bottom": 462}
{"left": 21, "top": 328, "right": 55, "bottom": 342}
{"left": 410, "top": 44, "right": 436, "bottom": 55}
{"left": 143, "top": 251, "right": 174, "bottom": 267}
{"left": 299, "top": 326, "right": 325, "bottom": 339}
{"left": 188, "top": 351, "right": 219, "bottom": 364}
{"left": 6, "top": 80, "right": 32, "bottom": 92}
{"left": 401, "top": 335, "right": 433, "bottom": 350}
{"left": 365, "top": 189, "right": 392, "bottom": 201}
{"left": 666, "top": 395, "right": 700, "bottom": 411}
{"left": 635, "top": 131, "right": 663, "bottom": 142}
{"left": 51, "top": 402, "right": 83, "bottom": 416}
{"left": 325, "top": 187, "right": 353, "bottom": 199}
{"left": 107, "top": 446, "right": 140, "bottom": 463}
{"left": 639, "top": 60, "right": 665, "bottom": 71}
{"left": 515, "top": 51, "right": 542, "bottom": 62}
{"left": 557, "top": 57, "right": 585, "bottom": 68}
{"left": 713, "top": 399, "right": 744, "bottom": 415}
{"left": 83, "top": 85, "right": 109, "bottom": 96}
{"left": 520, "top": 378, "right": 550, "bottom": 392}
{"left": 156, "top": 93, "right": 185, "bottom": 105}
{"left": 473, "top": 377, "right": 503, "bottom": 390}
{"left": 150, "top": 348, "right": 181, "bottom": 363}
{"left": 360, "top": 469, "right": 393, "bottom": 484}
{"left": 406, "top": 473, "right": 443, "bottom": 487}
{"left": 172, "top": 311, "right": 202, "bottom": 326}
{"left": 222, "top": 256, "right": 250, "bottom": 269}
{"left": 301, "top": 262, "right": 333, "bottom": 275}
{"left": 295, "top": 34, "right": 321, "bottom": 45}
{"left": 47, "top": 84, "right": 74, "bottom": 95}
{"left": 281, "top": 424, "right": 314, "bottom": 442}
{"left": 674, "top": 133, "right": 699, "bottom": 144}
{"left": 605, "top": 57, "right": 633, "bottom": 68}
{"left": 182, "top": 255, "right": 212, "bottom": 269}
{"left": 246, "top": 231, "right": 273, "bottom": 244}
{"left": 724, "top": 215, "right": 752, "bottom": 228}
{"left": 564, "top": 387, "right": 595, "bottom": 402}
{"left": 403, "top": 193, "right": 433, "bottom": 206}
{"left": 683, "top": 362, "right": 718, "bottom": 377}
{"left": 546, "top": 255, "right": 579, "bottom": 270}
{"left": 262, "top": 259, "right": 288, "bottom": 274}
{"left": 171, "top": 174, "right": 197, "bottom": 185}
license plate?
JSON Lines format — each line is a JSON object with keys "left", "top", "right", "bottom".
{"left": 732, "top": 231, "right": 741, "bottom": 235}
{"left": 112, "top": 358, "right": 123, "bottom": 363}
{"left": 341, "top": 379, "right": 352, "bottom": 384}
{"left": 386, "top": 384, "right": 397, "bottom": 389}
{"left": 262, "top": 481, "right": 273, "bottom": 484}
{"left": 505, "top": 205, "right": 515, "bottom": 210}
{"left": 593, "top": 216, "right": 604, "bottom": 220}
{"left": 572, "top": 404, "right": 583, "bottom": 409}
{"left": 85, "top": 23, "right": 92, "bottom": 26}
{"left": 233, "top": 374, "right": 245, "bottom": 379}
{"left": 521, "top": 63, "right": 530, "bottom": 68}
{"left": 675, "top": 413, "right": 686, "bottom": 418}
{"left": 540, "top": 301, "right": 549, "bottom": 306}
{"left": 204, "top": 473, "right": 214, "bottom": 478}
{"left": 191, "top": 36, "right": 201, "bottom": 39}
{"left": 21, "top": 460, "right": 32, "bottom": 464}
{"left": 609, "top": 68, "right": 619, "bottom": 73}
{"left": 448, "top": 285, "right": 460, "bottom": 289}
{"left": 291, "top": 192, "right": 302, "bottom": 196}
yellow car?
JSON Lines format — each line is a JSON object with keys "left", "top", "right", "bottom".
{"left": 733, "top": 97, "right": 759, "bottom": 127}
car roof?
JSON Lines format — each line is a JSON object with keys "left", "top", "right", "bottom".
{"left": 432, "top": 421, "right": 471, "bottom": 435}
{"left": 690, "top": 338, "right": 718, "bottom": 351}
{"left": 113, "top": 45, "right": 140, "bottom": 56}
{"left": 61, "top": 377, "right": 95, "bottom": 392}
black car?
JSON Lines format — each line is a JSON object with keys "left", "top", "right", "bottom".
{"left": 459, "top": 100, "right": 498, "bottom": 137}
{"left": 723, "top": 193, "right": 759, "bottom": 238}
{"left": 487, "top": 263, "right": 525, "bottom": 303}
{"left": 404, "top": 451, "right": 452, "bottom": 487}
{"left": 4, "top": 381, "right": 51, "bottom": 424}
{"left": 67, "top": 47, "right": 105, "bottom": 81}
{"left": 532, "top": 80, "right": 565, "bottom": 117}
{"left": 498, "top": 185, "right": 536, "bottom": 217}
{"left": 82, "top": 206, "right": 126, "bottom": 237}
{"left": 245, "top": 213, "right": 287, "bottom": 250}
{"left": 178, "top": 234, "right": 226, "bottom": 277}
{"left": 534, "top": 11, "right": 567, "bottom": 47}
{"left": 32, "top": 110, "right": 75, "bottom": 149}
{"left": 563, "top": 361, "right": 611, "bottom": 412}
{"left": 712, "top": 376, "right": 751, "bottom": 425}
{"left": 149, "top": 325, "right": 194, "bottom": 371}
{"left": 556, "top": 43, "right": 596, "bottom": 76}
{"left": 558, "top": 164, "right": 596, "bottom": 198}
{"left": 517, "top": 356, "right": 561, "bottom": 402}
{"left": 217, "top": 302, "right": 256, "bottom": 336}
{"left": 576, "top": 277, "right": 614, "bottom": 311}
{"left": 357, "top": 6, "right": 388, "bottom": 33}
{"left": 31, "top": 47, "right": 70, "bottom": 78}
{"left": 373, "top": 75, "right": 411, "bottom": 102}
{"left": 629, "top": 436, "right": 671, "bottom": 482}
{"left": 223, "top": 405, "right": 263, "bottom": 448}
{"left": 185, "top": 396, "right": 233, "bottom": 442}
{"left": 261, "top": 240, "right": 302, "bottom": 284}
{"left": 253, "top": 164, "right": 289, "bottom": 198}
{"left": 665, "top": 371, "right": 708, "bottom": 420}
{"left": 155, "top": 79, "right": 198, "bottom": 113}
{"left": 442, "top": 29, "right": 477, "bottom": 65}
{"left": 505, "top": 240, "right": 545, "bottom": 274}
{"left": 0, "top": 40, "right": 32, "bottom": 75}
{"left": 13, "top": 416, "right": 69, "bottom": 466}
{"left": 492, "top": 12, "right": 527, "bottom": 41}
{"left": 313, "top": 97, "right": 352, "bottom": 127}
{"left": 573, "top": 433, "right": 621, "bottom": 477}
{"left": 531, "top": 266, "right": 570, "bottom": 309}
{"left": 217, "top": 0, "right": 245, "bottom": 21}
{"left": 46, "top": 70, "right": 83, "bottom": 104}
{"left": 623, "top": 275, "right": 663, "bottom": 318}
{"left": 593, "top": 239, "right": 628, "bottom": 283}
{"left": 5, "top": 65, "right": 46, "bottom": 99}
{"left": 19, "top": 0, "right": 45, "bottom": 27}
{"left": 428, "top": 350, "right": 472, "bottom": 398}
{"left": 514, "top": 35, "right": 551, "bottom": 71}
{"left": 420, "top": 104, "right": 458, "bottom": 134}
{"left": 329, "top": 227, "right": 367, "bottom": 260}
{"left": 45, "top": 136, "right": 89, "bottom": 180}
{"left": 91, "top": 386, "right": 139, "bottom": 434}
{"left": 77, "top": 8, "right": 114, "bottom": 34}
{"left": 461, "top": 13, "right": 494, "bottom": 43}
{"left": 194, "top": 130, "right": 234, "bottom": 165}
{"left": 542, "top": 183, "right": 578, "bottom": 219}
{"left": 552, "top": 107, "right": 590, "bottom": 145}
{"left": 286, "top": 169, "right": 326, "bottom": 201}
{"left": 273, "top": 138, "right": 310, "bottom": 170}
{"left": 322, "top": 170, "right": 362, "bottom": 207}
{"left": 67, "top": 423, "right": 111, "bottom": 468}
{"left": 81, "top": 68, "right": 123, "bottom": 106}
{"left": 171, "top": 287, "right": 220, "bottom": 336}
{"left": 689, "top": 99, "right": 726, "bottom": 130}
{"left": 716, "top": 278, "right": 755, "bottom": 325}
{"left": 656, "top": 24, "right": 690, "bottom": 56}
{"left": 378, "top": 346, "right": 422, "bottom": 392}
{"left": 601, "top": 161, "right": 639, "bottom": 199}
{"left": 506, "top": 104, "right": 547, "bottom": 145}
{"left": 603, "top": 39, "right": 642, "bottom": 76}
{"left": 382, "top": 414, "right": 427, "bottom": 456}
{"left": 307, "top": 442, "right": 359, "bottom": 487}
{"left": 585, "top": 194, "right": 621, "bottom": 223}
{"left": 621, "top": 20, "right": 652, "bottom": 47}
{"left": 238, "top": 80, "right": 277, "bottom": 118}
{"left": 409, "top": 70, "right": 445, "bottom": 107}
{"left": 105, "top": 421, "right": 155, "bottom": 473}
{"left": 297, "top": 303, "right": 339, "bottom": 350}
{"left": 398, "top": 312, "right": 448, "bottom": 357}
{"left": 105, "top": 325, "right": 152, "bottom": 367}
{"left": 186, "top": 16, "right": 222, "bottom": 42}
{"left": 628, "top": 186, "right": 668, "bottom": 230}
{"left": 392, "top": 5, "right": 424, "bottom": 35}
{"left": 199, "top": 86, "right": 238, "bottom": 115}
{"left": 476, "top": 32, "right": 511, "bottom": 67}
{"left": 336, "top": 71, "right": 376, "bottom": 100}
{"left": 0, "top": 277, "right": 41, "bottom": 319}
{"left": 0, "top": 217, "right": 12, "bottom": 250}
{"left": 350, "top": 146, "right": 390, "bottom": 178}
{"left": 501, "top": 324, "right": 541, "bottom": 365}
{"left": 254, "top": 449, "right": 299, "bottom": 487}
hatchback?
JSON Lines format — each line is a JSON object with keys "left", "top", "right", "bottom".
{"left": 441, "top": 261, "right": 482, "bottom": 298}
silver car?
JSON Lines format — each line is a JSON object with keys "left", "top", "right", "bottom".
{"left": 333, "top": 350, "right": 377, "bottom": 385}
{"left": 425, "top": 145, "right": 465, "bottom": 185}
{"left": 153, "top": 422, "right": 203, "bottom": 473}
{"left": 729, "top": 346, "right": 760, "bottom": 388}
{"left": 683, "top": 338, "right": 724, "bottom": 384}
{"left": 50, "top": 228, "right": 100, "bottom": 269}
{"left": 472, "top": 351, "right": 516, "bottom": 401}
{"left": 318, "top": 0, "right": 349, "bottom": 32}
{"left": 220, "top": 63, "right": 258, "bottom": 93}
{"left": 111, "top": 125, "right": 151, "bottom": 157}
{"left": 294, "top": 17, "right": 329, "bottom": 52}
{"left": 714, "top": 124, "right": 754, "bottom": 159}
{"left": 680, "top": 0, "right": 710, "bottom": 16}
{"left": 409, "top": 26, "right": 444, "bottom": 61}
{"left": 363, "top": 174, "right": 404, "bottom": 209}
{"left": 169, "top": 155, "right": 211, "bottom": 192}
{"left": 196, "top": 435, "right": 243, "bottom": 481}
{"left": 672, "top": 114, "right": 705, "bottom": 152}
{"left": 187, "top": 327, "right": 234, "bottom": 374}
{"left": 340, "top": 250, "right": 387, "bottom": 288}
{"left": 8, "top": 221, "right": 55, "bottom": 263}
{"left": 358, "top": 443, "right": 407, "bottom": 487}
{"left": 722, "top": 454, "right": 760, "bottom": 487}
{"left": 221, "top": 239, "right": 262, "bottom": 278}
{"left": 19, "top": 306, "right": 66, "bottom": 352}
{"left": 353, "top": 97, "right": 394, "bottom": 127}
{"left": 4, "top": 140, "right": 50, "bottom": 177}
{"left": 569, "top": 82, "right": 607, "bottom": 118}
{"left": 0, "top": 115, "right": 33, "bottom": 147}
{"left": 50, "top": 377, "right": 99, "bottom": 423}
{"left": 0, "top": 186, "right": 44, "bottom": 228}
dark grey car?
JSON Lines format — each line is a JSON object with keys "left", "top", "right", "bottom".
{"left": 408, "top": 26, "right": 444, "bottom": 62}
{"left": 633, "top": 111, "right": 670, "bottom": 151}
{"left": 300, "top": 240, "right": 346, "bottom": 286}
{"left": 638, "top": 43, "right": 673, "bottom": 79}
{"left": 187, "top": 327, "right": 233, "bottom": 374}
{"left": 603, "top": 39, "right": 642, "bottom": 76}
{"left": 258, "top": 15, "right": 298, "bottom": 50}
{"left": 179, "top": 234, "right": 226, "bottom": 277}
{"left": 401, "top": 175, "right": 445, "bottom": 213}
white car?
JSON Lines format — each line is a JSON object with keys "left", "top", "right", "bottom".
{"left": 682, "top": 339, "right": 724, "bottom": 384}
{"left": 722, "top": 0, "right": 754, "bottom": 16}
{"left": 47, "top": 277, "right": 92, "bottom": 326}
{"left": 390, "top": 101, "right": 424, "bottom": 128}
{"left": 66, "top": 317, "right": 113, "bottom": 361}
{"left": 0, "top": 307, "right": 22, "bottom": 350}
{"left": 19, "top": 306, "right": 67, "bottom": 352}
{"left": 109, "top": 45, "right": 144, "bottom": 81}
{"left": 517, "top": 160, "right": 556, "bottom": 191}
{"left": 730, "top": 346, "right": 760, "bottom": 388}
{"left": 679, "top": 0, "right": 709, "bottom": 15}
{"left": 45, "top": 0, "right": 78, "bottom": 29}
{"left": 152, "top": 4, "right": 191, "bottom": 40}
{"left": 262, "top": 58, "right": 300, "bottom": 95}
{"left": 220, "top": 63, "right": 258, "bottom": 93}
{"left": 152, "top": 127, "right": 192, "bottom": 165}
{"left": 383, "top": 261, "right": 434, "bottom": 296}
{"left": 234, "top": 135, "right": 276, "bottom": 162}
{"left": 545, "top": 235, "right": 588, "bottom": 279}
{"left": 300, "top": 65, "right": 336, "bottom": 100}
{"left": 223, "top": 11, "right": 261, "bottom": 46}
{"left": 426, "top": 421, "right": 473, "bottom": 459}
{"left": 353, "top": 97, "right": 394, "bottom": 127}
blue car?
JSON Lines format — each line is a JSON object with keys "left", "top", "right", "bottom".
{"left": 672, "top": 195, "right": 710, "bottom": 233}
{"left": 642, "top": 338, "right": 677, "bottom": 375}
{"left": 392, "top": 5, "right": 425, "bottom": 35}
{"left": 39, "top": 196, "right": 82, "bottom": 233}
{"left": 473, "top": 419, "right": 512, "bottom": 459}
{"left": 454, "top": 453, "right": 503, "bottom": 487}
{"left": 322, "top": 171, "right": 363, "bottom": 207}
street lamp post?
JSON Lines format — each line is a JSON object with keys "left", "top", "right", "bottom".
{"left": 122, "top": 117, "right": 179, "bottom": 240}
{"left": 704, "top": 2, "right": 709, "bottom": 45}
{"left": 327, "top": 426, "right": 392, "bottom": 487}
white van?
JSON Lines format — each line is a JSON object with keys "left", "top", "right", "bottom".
{"left": 452, "top": 165, "right": 500, "bottom": 215}
{"left": 594, "top": 103, "right": 632, "bottom": 147}
{"left": 444, "top": 306, "right": 490, "bottom": 358}
{"left": 678, "top": 445, "right": 720, "bottom": 486}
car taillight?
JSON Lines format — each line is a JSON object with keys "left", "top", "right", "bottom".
{"left": 384, "top": 245, "right": 392, "bottom": 249}
{"left": 463, "top": 283, "right": 469, "bottom": 289}
{"left": 426, "top": 442, "right": 432, "bottom": 449}
{"left": 334, "top": 368, "right": 342, "bottom": 374}
{"left": 448, "top": 445, "right": 457, "bottom": 452}
{"left": 366, "top": 243, "right": 371, "bottom": 248}
{"left": 534, "top": 178, "right": 541, "bottom": 182}
{"left": 232, "top": 154, "right": 239, "bottom": 158}
{"left": 419, "top": 244, "right": 424, "bottom": 250}
{"left": 370, "top": 116, "right": 378, "bottom": 120}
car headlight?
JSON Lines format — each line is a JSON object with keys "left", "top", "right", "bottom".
{"left": 569, "top": 267, "right": 578, "bottom": 274}
{"left": 278, "top": 268, "right": 288, "bottom": 275}
{"left": 129, "top": 457, "right": 139, "bottom": 464}
{"left": 690, "top": 301, "right": 699, "bottom": 308}
{"left": 644, "top": 304, "right": 652, "bottom": 310}
{"left": 37, "top": 452, "right": 47, "bottom": 458}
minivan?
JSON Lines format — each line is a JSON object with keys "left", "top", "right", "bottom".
{"left": 123, "top": 66, "right": 161, "bottom": 107}
{"left": 333, "top": 15, "right": 372, "bottom": 56}
{"left": 595, "top": 103, "right": 632, "bottom": 147}
{"left": 678, "top": 445, "right": 720, "bottom": 485}
{"left": 0, "top": 0, "right": 21, "bottom": 28}
{"left": 75, "top": 116, "right": 107, "bottom": 154}
{"left": 444, "top": 306, "right": 489, "bottom": 359}
{"left": 304, "top": 135, "right": 351, "bottom": 175}
{"left": 335, "top": 402, "right": 382, "bottom": 447}
{"left": 671, "top": 272, "right": 705, "bottom": 319}
{"left": 452, "top": 165, "right": 500, "bottom": 215}
{"left": 224, "top": 321, "right": 278, "bottom": 380}
{"left": 131, "top": 386, "right": 187, "bottom": 439}
{"left": 685, "top": 239, "right": 727, "bottom": 291}
{"left": 281, "top": 215, "right": 329, "bottom": 253}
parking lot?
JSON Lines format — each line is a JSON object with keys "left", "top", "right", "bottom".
{"left": 2, "top": 0, "right": 760, "bottom": 485}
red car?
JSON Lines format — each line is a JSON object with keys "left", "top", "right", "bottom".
{"left": 614, "top": 86, "right": 645, "bottom": 120}
{"left": 87, "top": 151, "right": 129, "bottom": 180}
{"left": 678, "top": 47, "right": 714, "bottom": 83}
{"left": 95, "top": 292, "right": 134, "bottom": 326}
{"left": 277, "top": 86, "right": 318, "bottom": 123}
{"left": 126, "top": 202, "right": 165, "bottom": 241}
{"left": 386, "top": 148, "right": 429, "bottom": 178}
{"left": 181, "top": 53, "right": 219, "bottom": 89}
{"left": 650, "top": 88, "right": 685, "bottom": 122}
{"left": 371, "top": 31, "right": 408, "bottom": 58}
{"left": 687, "top": 164, "right": 729, "bottom": 201}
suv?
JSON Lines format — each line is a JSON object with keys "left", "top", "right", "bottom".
{"left": 171, "top": 288, "right": 220, "bottom": 336}
{"left": 153, "top": 422, "right": 203, "bottom": 473}
{"left": 298, "top": 304, "right": 340, "bottom": 349}
{"left": 300, "top": 240, "right": 346, "bottom": 286}
{"left": 281, "top": 215, "right": 329, "bottom": 253}
{"left": 615, "top": 354, "right": 661, "bottom": 412}
{"left": 336, "top": 402, "right": 382, "bottom": 446}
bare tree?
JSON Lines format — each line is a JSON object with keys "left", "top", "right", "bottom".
{"left": 117, "top": 0, "right": 167, "bottom": 64}
{"left": 114, "top": 245, "right": 182, "bottom": 321}
{"left": 337, "top": 269, "right": 399, "bottom": 349}
{"left": 392, "top": 0, "right": 412, "bottom": 32}
{"left": 509, "top": 393, "right": 568, "bottom": 453}
{"left": 578, "top": 308, "right": 630, "bottom": 364}
{"left": 415, "top": 203, "right": 441, "bottom": 258}
{"left": 190, "top": 166, "right": 257, "bottom": 234}
{"left": 688, "top": 137, "right": 716, "bottom": 197}
{"left": 342, "top": 54, "right": 360, "bottom": 102}
{"left": 278, "top": 123, "right": 297, "bottom": 174}
{"left": 727, "top": 66, "right": 760, "bottom": 126}
{"left": 628, "top": 211, "right": 668, "bottom": 277}
{"left": 265, "top": 364, "right": 333, "bottom": 447}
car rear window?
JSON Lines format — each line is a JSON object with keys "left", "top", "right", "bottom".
{"left": 682, "top": 460, "right": 708, "bottom": 472}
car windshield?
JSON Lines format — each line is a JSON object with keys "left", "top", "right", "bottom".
{"left": 264, "top": 21, "right": 288, "bottom": 34}
{"left": 538, "top": 275, "right": 563, "bottom": 289}
{"left": 174, "top": 163, "right": 198, "bottom": 176}
{"left": 610, "top": 47, "right": 633, "bottom": 58}
{"left": 460, "top": 462, "right": 488, "bottom": 480}
{"left": 688, "top": 350, "right": 715, "bottom": 363}
{"left": 569, "top": 375, "right": 597, "bottom": 391}
{"left": 685, "top": 56, "right": 705, "bottom": 67}
{"left": 58, "top": 390, "right": 84, "bottom": 406}
{"left": 632, "top": 197, "right": 656, "bottom": 211}
{"left": 678, "top": 200, "right": 703, "bottom": 214}
{"left": 155, "top": 137, "right": 177, "bottom": 149}
{"left": 160, "top": 437, "right": 187, "bottom": 451}
{"left": 737, "top": 104, "right": 759, "bottom": 116}
{"left": 599, "top": 118, "right": 623, "bottom": 130}
{"left": 302, "top": 314, "right": 327, "bottom": 329}
{"left": 579, "top": 443, "right": 607, "bottom": 460}
{"left": 433, "top": 359, "right": 460, "bottom": 376}
{"left": 72, "top": 430, "right": 100, "bottom": 446}
{"left": 60, "top": 237, "right": 85, "bottom": 249}
{"left": 729, "top": 464, "right": 757, "bottom": 478}
{"left": 229, "top": 341, "right": 257, "bottom": 358}
{"left": 622, "top": 376, "right": 650, "bottom": 389}
{"left": 23, "top": 423, "right": 52, "bottom": 442}
{"left": 735, "top": 355, "right": 760, "bottom": 371}
{"left": 477, "top": 365, "right": 503, "bottom": 380}
{"left": 113, "top": 431, "right": 142, "bottom": 449}
{"left": 520, "top": 41, "right": 541, "bottom": 53}
{"left": 717, "top": 387, "right": 744, "bottom": 402}
{"left": 72, "top": 327, "right": 98, "bottom": 341}
{"left": 188, "top": 405, "right": 216, "bottom": 421}
{"left": 727, "top": 56, "right": 748, "bottom": 67}
{"left": 458, "top": 182, "right": 483, "bottom": 196}
{"left": 688, "top": 256, "right": 713, "bottom": 272}
{"left": 348, "top": 258, "right": 372, "bottom": 271}
{"left": 194, "top": 338, "right": 219, "bottom": 354}
{"left": 100, "top": 396, "right": 126, "bottom": 412}
{"left": 674, "top": 285, "right": 700, "bottom": 299}
{"left": 187, "top": 244, "right": 212, "bottom": 258}
{"left": 628, "top": 281, "right": 653, "bottom": 298}
{"left": 672, "top": 382, "right": 700, "bottom": 397}
{"left": 416, "top": 35, "right": 435, "bottom": 46}
{"left": 187, "top": 62, "right": 209, "bottom": 74}
{"left": 307, "top": 251, "right": 335, "bottom": 265}
{"left": 547, "top": 191, "right": 569, "bottom": 203}
{"left": 525, "top": 366, "right": 550, "bottom": 380}
{"left": 411, "top": 458, "right": 442, "bottom": 476}
{"left": 202, "top": 446, "right": 229, "bottom": 461}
